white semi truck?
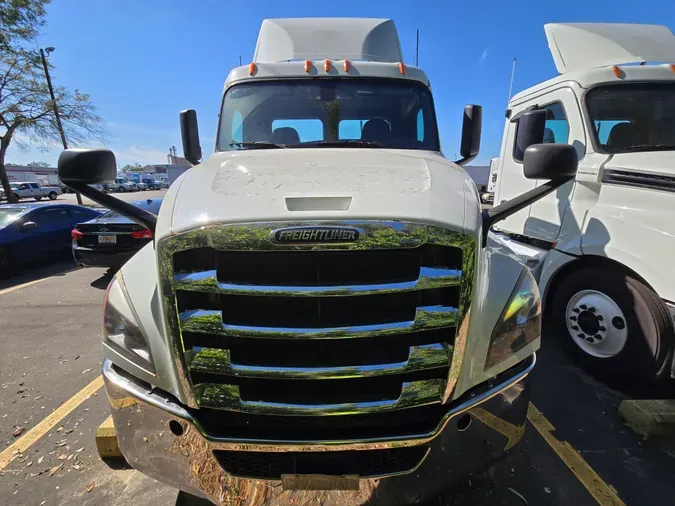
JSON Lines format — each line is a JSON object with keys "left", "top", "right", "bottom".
{"left": 57, "top": 18, "right": 578, "bottom": 505}
{"left": 493, "top": 23, "right": 675, "bottom": 386}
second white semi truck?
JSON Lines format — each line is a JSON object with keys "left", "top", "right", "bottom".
{"left": 494, "top": 22, "right": 675, "bottom": 386}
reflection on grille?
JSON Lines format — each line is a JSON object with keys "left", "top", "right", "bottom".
{"left": 161, "top": 222, "right": 473, "bottom": 438}
{"left": 213, "top": 447, "right": 429, "bottom": 480}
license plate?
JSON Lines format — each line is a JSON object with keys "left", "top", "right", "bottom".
{"left": 98, "top": 234, "right": 116, "bottom": 244}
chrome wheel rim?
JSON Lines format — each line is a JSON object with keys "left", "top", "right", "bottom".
{"left": 565, "top": 289, "right": 628, "bottom": 358}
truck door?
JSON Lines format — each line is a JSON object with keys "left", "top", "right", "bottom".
{"left": 493, "top": 104, "right": 538, "bottom": 235}
{"left": 525, "top": 88, "right": 584, "bottom": 243}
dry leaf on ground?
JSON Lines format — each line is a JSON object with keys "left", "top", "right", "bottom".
{"left": 86, "top": 481, "right": 95, "bottom": 493}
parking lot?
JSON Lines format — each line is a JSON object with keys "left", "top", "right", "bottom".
{"left": 0, "top": 255, "right": 673, "bottom": 506}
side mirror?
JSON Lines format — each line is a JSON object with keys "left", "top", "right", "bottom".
{"left": 180, "top": 109, "right": 202, "bottom": 165}
{"left": 481, "top": 143, "right": 578, "bottom": 247}
{"left": 57, "top": 149, "right": 116, "bottom": 185}
{"left": 523, "top": 144, "right": 578, "bottom": 180}
{"left": 454, "top": 105, "right": 482, "bottom": 166}
{"left": 514, "top": 110, "right": 546, "bottom": 161}
{"left": 21, "top": 221, "right": 38, "bottom": 231}
{"left": 56, "top": 148, "right": 157, "bottom": 234}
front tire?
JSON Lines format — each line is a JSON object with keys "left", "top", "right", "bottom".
{"left": 551, "top": 267, "right": 674, "bottom": 385}
{"left": 48, "top": 192, "right": 57, "bottom": 200}
{"left": 119, "top": 186, "right": 126, "bottom": 192}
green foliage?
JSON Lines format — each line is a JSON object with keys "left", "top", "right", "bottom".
{"left": 121, "top": 163, "right": 144, "bottom": 172}
{"left": 26, "top": 160, "right": 49, "bottom": 167}
{"left": 0, "top": 0, "right": 49, "bottom": 50}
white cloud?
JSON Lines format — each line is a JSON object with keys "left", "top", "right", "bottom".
{"left": 480, "top": 48, "right": 489, "bottom": 63}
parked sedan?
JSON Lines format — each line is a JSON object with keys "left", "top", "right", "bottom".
{"left": 72, "top": 198, "right": 162, "bottom": 268}
{"left": 0, "top": 204, "right": 102, "bottom": 277}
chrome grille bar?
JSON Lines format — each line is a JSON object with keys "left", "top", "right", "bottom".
{"left": 188, "top": 343, "right": 451, "bottom": 379}
{"left": 174, "top": 267, "right": 461, "bottom": 297}
{"left": 199, "top": 379, "right": 445, "bottom": 415}
{"left": 179, "top": 306, "right": 458, "bottom": 339}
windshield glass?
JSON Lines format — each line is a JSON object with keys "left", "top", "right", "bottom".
{"left": 217, "top": 78, "right": 439, "bottom": 151}
{"left": 0, "top": 209, "right": 24, "bottom": 226}
{"left": 99, "top": 199, "right": 163, "bottom": 219}
{"left": 586, "top": 83, "right": 675, "bottom": 154}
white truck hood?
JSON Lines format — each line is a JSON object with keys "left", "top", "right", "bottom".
{"left": 545, "top": 23, "right": 675, "bottom": 74}
{"left": 165, "top": 149, "right": 476, "bottom": 236}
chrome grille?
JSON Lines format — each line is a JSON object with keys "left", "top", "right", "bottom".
{"left": 158, "top": 222, "right": 474, "bottom": 423}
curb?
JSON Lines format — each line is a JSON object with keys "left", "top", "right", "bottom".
{"left": 618, "top": 399, "right": 675, "bottom": 439}
{"left": 95, "top": 415, "right": 122, "bottom": 458}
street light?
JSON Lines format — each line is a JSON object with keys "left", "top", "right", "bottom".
{"left": 39, "top": 46, "right": 83, "bottom": 205}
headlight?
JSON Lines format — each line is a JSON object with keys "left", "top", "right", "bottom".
{"left": 485, "top": 268, "right": 541, "bottom": 369}
{"left": 103, "top": 274, "right": 155, "bottom": 373}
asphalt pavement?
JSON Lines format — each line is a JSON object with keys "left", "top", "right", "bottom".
{"left": 1, "top": 259, "right": 674, "bottom": 505}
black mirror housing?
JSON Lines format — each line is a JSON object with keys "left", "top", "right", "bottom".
{"left": 57, "top": 149, "right": 117, "bottom": 185}
{"left": 454, "top": 105, "right": 482, "bottom": 166}
{"left": 523, "top": 144, "right": 578, "bottom": 180}
{"left": 180, "top": 109, "right": 202, "bottom": 165}
{"left": 514, "top": 110, "right": 546, "bottom": 160}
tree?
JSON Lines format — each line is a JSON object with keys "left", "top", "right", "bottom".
{"left": 0, "top": 0, "right": 105, "bottom": 203}
{"left": 121, "top": 163, "right": 144, "bottom": 172}
{"left": 26, "top": 160, "right": 50, "bottom": 167}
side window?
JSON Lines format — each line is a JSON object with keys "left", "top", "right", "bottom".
{"left": 34, "top": 208, "right": 71, "bottom": 227}
{"left": 232, "top": 110, "right": 243, "bottom": 143}
{"left": 20, "top": 183, "right": 30, "bottom": 190}
{"left": 594, "top": 120, "right": 630, "bottom": 145}
{"left": 513, "top": 102, "right": 569, "bottom": 162}
{"left": 416, "top": 110, "right": 425, "bottom": 142}
{"left": 272, "top": 119, "right": 323, "bottom": 143}
{"left": 542, "top": 102, "right": 569, "bottom": 145}
{"left": 30, "top": 183, "right": 40, "bottom": 189}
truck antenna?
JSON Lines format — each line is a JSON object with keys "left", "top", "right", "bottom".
{"left": 239, "top": 55, "right": 242, "bottom": 66}
{"left": 415, "top": 29, "right": 419, "bottom": 66}
{"left": 507, "top": 57, "right": 517, "bottom": 104}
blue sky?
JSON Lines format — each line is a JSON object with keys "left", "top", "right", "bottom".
{"left": 6, "top": 0, "right": 675, "bottom": 167}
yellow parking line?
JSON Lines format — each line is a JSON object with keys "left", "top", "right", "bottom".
{"left": 0, "top": 267, "right": 81, "bottom": 296}
{"left": 0, "top": 375, "right": 104, "bottom": 471}
{"left": 527, "top": 403, "right": 625, "bottom": 506}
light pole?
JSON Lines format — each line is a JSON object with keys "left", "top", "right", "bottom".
{"left": 39, "top": 47, "right": 83, "bottom": 205}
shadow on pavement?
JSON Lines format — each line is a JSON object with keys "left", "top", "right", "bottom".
{"left": 90, "top": 268, "right": 117, "bottom": 290}
{"left": 0, "top": 258, "right": 79, "bottom": 291}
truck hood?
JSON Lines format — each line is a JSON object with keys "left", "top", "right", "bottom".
{"left": 165, "top": 149, "right": 477, "bottom": 236}
{"left": 604, "top": 151, "right": 675, "bottom": 175}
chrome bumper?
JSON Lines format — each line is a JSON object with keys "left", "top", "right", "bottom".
{"left": 103, "top": 355, "right": 534, "bottom": 506}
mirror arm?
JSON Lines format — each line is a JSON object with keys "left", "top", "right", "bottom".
{"left": 453, "top": 154, "right": 477, "bottom": 167}
{"left": 480, "top": 176, "right": 573, "bottom": 247}
{"left": 65, "top": 182, "right": 157, "bottom": 234}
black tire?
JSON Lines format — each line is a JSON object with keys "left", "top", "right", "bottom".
{"left": 551, "top": 267, "right": 674, "bottom": 385}
{"left": 48, "top": 191, "right": 57, "bottom": 200}
{"left": 119, "top": 186, "right": 126, "bottom": 192}
{"left": 13, "top": 193, "right": 20, "bottom": 201}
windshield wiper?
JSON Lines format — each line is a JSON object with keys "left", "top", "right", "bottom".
{"left": 612, "top": 144, "right": 675, "bottom": 153}
{"left": 229, "top": 141, "right": 287, "bottom": 150}
{"left": 307, "top": 140, "right": 387, "bottom": 148}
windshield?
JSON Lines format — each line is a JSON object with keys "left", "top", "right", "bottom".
{"left": 586, "top": 83, "right": 675, "bottom": 154}
{"left": 99, "top": 199, "right": 163, "bottom": 219}
{"left": 217, "top": 78, "right": 439, "bottom": 151}
{"left": 0, "top": 209, "right": 24, "bottom": 227}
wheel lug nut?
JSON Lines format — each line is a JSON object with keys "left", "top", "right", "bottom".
{"left": 588, "top": 307, "right": 596, "bottom": 313}
{"left": 571, "top": 325, "right": 579, "bottom": 331}
{"left": 599, "top": 326, "right": 606, "bottom": 332}
{"left": 580, "top": 304, "right": 587, "bottom": 310}
{"left": 594, "top": 334, "right": 602, "bottom": 340}
{"left": 573, "top": 308, "right": 580, "bottom": 314}
{"left": 577, "top": 333, "right": 585, "bottom": 339}
{"left": 570, "top": 316, "right": 577, "bottom": 321}
{"left": 585, "top": 337, "right": 594, "bottom": 343}
{"left": 597, "top": 315, "right": 603, "bottom": 321}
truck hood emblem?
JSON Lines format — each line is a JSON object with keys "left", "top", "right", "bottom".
{"left": 270, "top": 226, "right": 360, "bottom": 244}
